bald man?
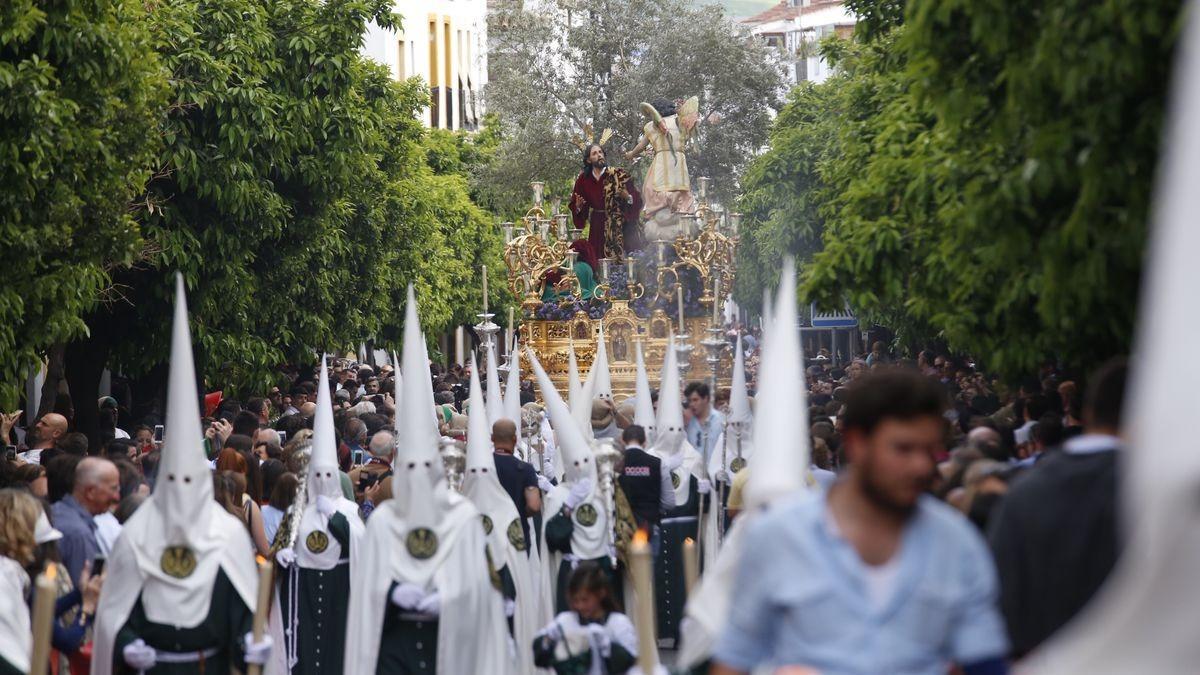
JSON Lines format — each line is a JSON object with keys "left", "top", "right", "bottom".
{"left": 20, "top": 412, "right": 68, "bottom": 465}
{"left": 492, "top": 419, "right": 541, "bottom": 547}
{"left": 51, "top": 457, "right": 120, "bottom": 586}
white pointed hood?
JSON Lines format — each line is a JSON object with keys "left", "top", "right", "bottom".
{"left": 653, "top": 335, "right": 686, "bottom": 456}
{"left": 745, "top": 260, "right": 810, "bottom": 510}
{"left": 634, "top": 340, "right": 656, "bottom": 442}
{"left": 727, "top": 336, "right": 752, "bottom": 441}
{"left": 391, "top": 285, "right": 449, "bottom": 527}
{"left": 528, "top": 348, "right": 597, "bottom": 484}
{"left": 485, "top": 340, "right": 505, "bottom": 427}
{"left": 572, "top": 346, "right": 596, "bottom": 441}
{"left": 392, "top": 350, "right": 402, "bottom": 425}
{"left": 503, "top": 345, "right": 522, "bottom": 426}
{"left": 567, "top": 339, "right": 582, "bottom": 410}
{"left": 463, "top": 355, "right": 520, "bottom": 562}
{"left": 593, "top": 324, "right": 613, "bottom": 401}
{"left": 157, "top": 273, "right": 214, "bottom": 545}
{"left": 308, "top": 355, "right": 342, "bottom": 499}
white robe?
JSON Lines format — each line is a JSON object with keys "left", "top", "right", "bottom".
{"left": 0, "top": 557, "right": 30, "bottom": 673}
{"left": 91, "top": 504, "right": 259, "bottom": 675}
{"left": 343, "top": 495, "right": 510, "bottom": 674}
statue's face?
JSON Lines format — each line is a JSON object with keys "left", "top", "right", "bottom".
{"left": 588, "top": 145, "right": 606, "bottom": 168}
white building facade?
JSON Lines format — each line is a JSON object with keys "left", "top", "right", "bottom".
{"left": 741, "top": 0, "right": 856, "bottom": 85}
{"left": 362, "top": 0, "right": 489, "bottom": 131}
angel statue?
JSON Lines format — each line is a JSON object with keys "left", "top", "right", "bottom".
{"left": 624, "top": 96, "right": 717, "bottom": 241}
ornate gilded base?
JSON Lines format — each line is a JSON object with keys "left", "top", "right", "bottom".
{"left": 520, "top": 300, "right": 731, "bottom": 401}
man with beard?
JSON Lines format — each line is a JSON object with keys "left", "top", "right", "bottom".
{"left": 711, "top": 370, "right": 1009, "bottom": 675}
{"left": 569, "top": 143, "right": 643, "bottom": 260}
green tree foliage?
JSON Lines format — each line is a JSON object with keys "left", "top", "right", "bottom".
{"left": 484, "top": 0, "right": 785, "bottom": 212}
{"left": 0, "top": 0, "right": 166, "bottom": 406}
{"left": 64, "top": 0, "right": 502, "bottom": 403}
{"left": 740, "top": 0, "right": 1184, "bottom": 377}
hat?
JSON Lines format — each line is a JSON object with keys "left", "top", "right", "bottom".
{"left": 98, "top": 396, "right": 118, "bottom": 410}
{"left": 591, "top": 399, "right": 614, "bottom": 429}
{"left": 34, "top": 511, "right": 62, "bottom": 544}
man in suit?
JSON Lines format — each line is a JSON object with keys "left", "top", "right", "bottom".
{"left": 988, "top": 358, "right": 1127, "bottom": 658}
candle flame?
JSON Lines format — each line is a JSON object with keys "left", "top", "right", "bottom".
{"left": 44, "top": 564, "right": 57, "bottom": 581}
{"left": 633, "top": 528, "right": 649, "bottom": 546}
{"left": 684, "top": 537, "right": 694, "bottom": 546}
{"left": 256, "top": 554, "right": 267, "bottom": 565}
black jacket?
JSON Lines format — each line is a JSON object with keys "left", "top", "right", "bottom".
{"left": 988, "top": 447, "right": 1119, "bottom": 657}
{"left": 619, "top": 446, "right": 663, "bottom": 530}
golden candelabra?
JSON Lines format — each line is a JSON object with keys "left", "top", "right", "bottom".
{"left": 501, "top": 182, "right": 583, "bottom": 312}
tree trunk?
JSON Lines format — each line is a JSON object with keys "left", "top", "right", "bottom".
{"left": 65, "top": 338, "right": 109, "bottom": 454}
{"left": 36, "top": 344, "right": 66, "bottom": 420}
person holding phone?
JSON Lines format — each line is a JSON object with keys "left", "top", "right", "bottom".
{"left": 348, "top": 430, "right": 394, "bottom": 509}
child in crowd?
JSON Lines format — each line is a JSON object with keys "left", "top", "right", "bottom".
{"left": 533, "top": 562, "right": 637, "bottom": 674}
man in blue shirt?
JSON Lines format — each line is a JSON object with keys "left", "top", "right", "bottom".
{"left": 712, "top": 371, "right": 1009, "bottom": 675}
{"left": 684, "top": 381, "right": 725, "bottom": 466}
{"left": 51, "top": 456, "right": 120, "bottom": 588}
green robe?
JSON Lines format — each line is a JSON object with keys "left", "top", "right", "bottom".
{"left": 374, "top": 583, "right": 439, "bottom": 675}
{"left": 113, "top": 570, "right": 252, "bottom": 674}
{"left": 279, "top": 512, "right": 351, "bottom": 674}
{"left": 656, "top": 474, "right": 701, "bottom": 644}
{"left": 542, "top": 262, "right": 597, "bottom": 301}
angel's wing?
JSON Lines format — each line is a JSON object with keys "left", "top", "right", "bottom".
{"left": 678, "top": 96, "right": 700, "bottom": 137}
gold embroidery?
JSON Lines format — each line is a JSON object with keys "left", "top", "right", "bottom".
{"left": 406, "top": 527, "right": 439, "bottom": 560}
{"left": 160, "top": 546, "right": 196, "bottom": 579}
{"left": 306, "top": 530, "right": 329, "bottom": 554}
{"left": 507, "top": 519, "right": 527, "bottom": 552}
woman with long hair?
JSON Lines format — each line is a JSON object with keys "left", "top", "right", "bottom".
{"left": 0, "top": 489, "right": 40, "bottom": 674}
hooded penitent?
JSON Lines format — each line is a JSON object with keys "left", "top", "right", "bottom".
{"left": 707, "top": 335, "right": 755, "bottom": 480}
{"left": 92, "top": 274, "right": 259, "bottom": 675}
{"left": 572, "top": 345, "right": 597, "bottom": 442}
{"left": 593, "top": 324, "right": 613, "bottom": 402}
{"left": 528, "top": 348, "right": 610, "bottom": 561}
{"left": 344, "top": 285, "right": 509, "bottom": 674}
{"left": 633, "top": 340, "right": 657, "bottom": 443}
{"left": 296, "top": 357, "right": 365, "bottom": 569}
{"left": 463, "top": 356, "right": 540, "bottom": 674}
{"left": 678, "top": 260, "right": 811, "bottom": 669}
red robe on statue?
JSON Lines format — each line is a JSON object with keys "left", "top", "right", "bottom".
{"left": 569, "top": 166, "right": 644, "bottom": 261}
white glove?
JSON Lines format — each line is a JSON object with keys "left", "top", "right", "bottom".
{"left": 662, "top": 452, "right": 684, "bottom": 472}
{"left": 626, "top": 666, "right": 671, "bottom": 675}
{"left": 715, "top": 469, "right": 730, "bottom": 484}
{"left": 503, "top": 598, "right": 516, "bottom": 617}
{"left": 697, "top": 478, "right": 712, "bottom": 495}
{"left": 390, "top": 582, "right": 427, "bottom": 610}
{"left": 564, "top": 478, "right": 593, "bottom": 510}
{"left": 585, "top": 623, "right": 612, "bottom": 656}
{"left": 275, "top": 548, "right": 296, "bottom": 568}
{"left": 607, "top": 545, "right": 618, "bottom": 562}
{"left": 242, "top": 632, "right": 273, "bottom": 665}
{"left": 416, "top": 591, "right": 441, "bottom": 616}
{"left": 542, "top": 453, "right": 557, "bottom": 478}
{"left": 537, "top": 475, "right": 554, "bottom": 493}
{"left": 123, "top": 639, "right": 157, "bottom": 670}
{"left": 315, "top": 495, "right": 334, "bottom": 517}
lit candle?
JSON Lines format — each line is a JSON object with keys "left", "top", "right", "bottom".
{"left": 507, "top": 307, "right": 515, "bottom": 354}
{"left": 247, "top": 555, "right": 274, "bottom": 675}
{"left": 29, "top": 565, "right": 56, "bottom": 675}
{"left": 683, "top": 537, "right": 699, "bottom": 594}
{"left": 630, "top": 530, "right": 660, "bottom": 673}
{"left": 482, "top": 265, "right": 488, "bottom": 314}
{"left": 502, "top": 222, "right": 514, "bottom": 243}
{"left": 626, "top": 257, "right": 636, "bottom": 283}
{"left": 712, "top": 275, "right": 721, "bottom": 324}
{"left": 677, "top": 286, "right": 686, "bottom": 333}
